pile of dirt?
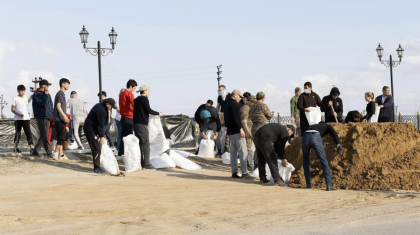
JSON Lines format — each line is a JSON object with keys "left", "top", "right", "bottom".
{"left": 286, "top": 123, "right": 420, "bottom": 191}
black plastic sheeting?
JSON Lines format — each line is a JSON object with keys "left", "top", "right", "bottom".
{"left": 0, "top": 116, "right": 198, "bottom": 150}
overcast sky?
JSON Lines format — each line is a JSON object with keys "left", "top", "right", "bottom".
{"left": 1, "top": 0, "right": 420, "bottom": 118}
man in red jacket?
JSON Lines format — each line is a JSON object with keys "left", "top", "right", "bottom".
{"left": 117, "top": 79, "right": 137, "bottom": 157}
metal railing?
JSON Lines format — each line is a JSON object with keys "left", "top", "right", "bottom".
{"left": 267, "top": 112, "right": 420, "bottom": 130}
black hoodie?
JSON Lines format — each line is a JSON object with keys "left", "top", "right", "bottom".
{"left": 321, "top": 87, "right": 344, "bottom": 123}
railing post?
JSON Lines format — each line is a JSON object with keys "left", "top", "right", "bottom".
{"left": 417, "top": 112, "right": 420, "bottom": 130}
{"left": 399, "top": 112, "right": 401, "bottom": 123}
{"left": 277, "top": 112, "right": 280, "bottom": 124}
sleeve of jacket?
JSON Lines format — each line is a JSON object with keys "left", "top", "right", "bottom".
{"left": 290, "top": 98, "right": 295, "bottom": 116}
{"left": 97, "top": 109, "right": 108, "bottom": 138}
{"left": 233, "top": 104, "right": 243, "bottom": 130}
{"left": 383, "top": 96, "right": 394, "bottom": 108}
{"left": 297, "top": 95, "right": 305, "bottom": 111}
{"left": 316, "top": 93, "right": 322, "bottom": 107}
{"left": 320, "top": 96, "right": 329, "bottom": 113}
{"left": 32, "top": 92, "right": 48, "bottom": 107}
{"left": 274, "top": 138, "right": 287, "bottom": 159}
{"left": 337, "top": 98, "right": 344, "bottom": 117}
{"left": 263, "top": 104, "right": 273, "bottom": 120}
{"left": 145, "top": 98, "right": 160, "bottom": 115}
{"left": 216, "top": 115, "right": 221, "bottom": 132}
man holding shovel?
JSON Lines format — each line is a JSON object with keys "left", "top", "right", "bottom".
{"left": 321, "top": 87, "right": 344, "bottom": 123}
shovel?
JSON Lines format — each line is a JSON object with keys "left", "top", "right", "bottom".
{"left": 331, "top": 104, "right": 338, "bottom": 123}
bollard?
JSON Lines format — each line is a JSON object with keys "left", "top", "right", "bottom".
{"left": 277, "top": 112, "right": 280, "bottom": 124}
{"left": 399, "top": 112, "right": 402, "bottom": 123}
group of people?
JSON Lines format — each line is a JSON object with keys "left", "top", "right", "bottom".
{"left": 11, "top": 78, "right": 164, "bottom": 174}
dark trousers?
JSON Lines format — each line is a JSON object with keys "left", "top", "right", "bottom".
{"left": 378, "top": 118, "right": 392, "bottom": 123}
{"left": 55, "top": 121, "right": 67, "bottom": 145}
{"left": 14, "top": 120, "right": 34, "bottom": 148}
{"left": 33, "top": 119, "right": 52, "bottom": 155}
{"left": 85, "top": 131, "right": 101, "bottom": 170}
{"left": 133, "top": 123, "right": 151, "bottom": 167}
{"left": 105, "top": 121, "right": 115, "bottom": 148}
{"left": 254, "top": 135, "right": 281, "bottom": 182}
{"left": 302, "top": 132, "right": 333, "bottom": 186}
{"left": 118, "top": 116, "right": 133, "bottom": 156}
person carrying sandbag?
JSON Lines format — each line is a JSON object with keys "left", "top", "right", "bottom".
{"left": 195, "top": 102, "right": 221, "bottom": 154}
{"left": 302, "top": 122, "right": 343, "bottom": 191}
{"left": 297, "top": 82, "right": 322, "bottom": 135}
{"left": 83, "top": 98, "right": 117, "bottom": 174}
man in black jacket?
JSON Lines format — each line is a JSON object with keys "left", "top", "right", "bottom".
{"left": 254, "top": 123, "right": 295, "bottom": 186}
{"left": 297, "top": 82, "right": 322, "bottom": 135}
{"left": 302, "top": 122, "right": 343, "bottom": 191}
{"left": 375, "top": 86, "right": 394, "bottom": 122}
{"left": 83, "top": 98, "right": 117, "bottom": 173}
{"left": 194, "top": 100, "right": 221, "bottom": 155}
{"left": 134, "top": 85, "right": 164, "bottom": 169}
{"left": 344, "top": 111, "right": 361, "bottom": 123}
{"left": 321, "top": 87, "right": 344, "bottom": 123}
{"left": 224, "top": 90, "right": 255, "bottom": 180}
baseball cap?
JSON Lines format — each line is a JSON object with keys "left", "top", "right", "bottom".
{"left": 248, "top": 95, "right": 257, "bottom": 103}
{"left": 333, "top": 92, "right": 340, "bottom": 96}
{"left": 70, "top": 91, "right": 77, "bottom": 95}
{"left": 104, "top": 98, "right": 117, "bottom": 109}
{"left": 286, "top": 124, "right": 295, "bottom": 138}
{"left": 231, "top": 90, "right": 243, "bottom": 98}
{"left": 256, "top": 91, "right": 265, "bottom": 100}
{"left": 136, "top": 85, "right": 150, "bottom": 93}
{"left": 200, "top": 110, "right": 211, "bottom": 119}
{"left": 39, "top": 80, "right": 52, "bottom": 86}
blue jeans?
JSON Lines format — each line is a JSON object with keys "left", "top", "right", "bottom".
{"left": 116, "top": 119, "right": 122, "bottom": 150}
{"left": 302, "top": 132, "right": 332, "bottom": 186}
{"left": 105, "top": 121, "right": 115, "bottom": 148}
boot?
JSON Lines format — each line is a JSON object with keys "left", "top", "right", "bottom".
{"left": 63, "top": 141, "right": 71, "bottom": 150}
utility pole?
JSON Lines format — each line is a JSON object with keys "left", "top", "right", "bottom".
{"left": 31, "top": 77, "right": 42, "bottom": 118}
{"left": 0, "top": 94, "right": 7, "bottom": 119}
{"left": 217, "top": 65, "right": 222, "bottom": 96}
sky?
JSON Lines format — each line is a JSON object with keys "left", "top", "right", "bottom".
{"left": 1, "top": 0, "right": 420, "bottom": 118}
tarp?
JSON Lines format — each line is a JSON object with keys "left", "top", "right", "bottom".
{"left": 0, "top": 115, "right": 197, "bottom": 150}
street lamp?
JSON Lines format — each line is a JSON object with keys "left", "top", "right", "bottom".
{"left": 376, "top": 43, "right": 404, "bottom": 122}
{"left": 79, "top": 25, "right": 118, "bottom": 102}
{"left": 217, "top": 65, "right": 222, "bottom": 96}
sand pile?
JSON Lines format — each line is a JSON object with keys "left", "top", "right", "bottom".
{"left": 286, "top": 122, "right": 420, "bottom": 191}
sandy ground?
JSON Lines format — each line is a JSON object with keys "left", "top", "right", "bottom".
{"left": 1, "top": 153, "right": 420, "bottom": 235}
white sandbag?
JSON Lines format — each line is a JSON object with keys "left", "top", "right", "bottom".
{"left": 149, "top": 115, "right": 170, "bottom": 156}
{"left": 169, "top": 150, "right": 202, "bottom": 171}
{"left": 279, "top": 163, "right": 295, "bottom": 183}
{"left": 249, "top": 168, "right": 259, "bottom": 178}
{"left": 122, "top": 134, "right": 142, "bottom": 172}
{"left": 150, "top": 153, "right": 176, "bottom": 169}
{"left": 221, "top": 152, "right": 240, "bottom": 165}
{"left": 198, "top": 131, "right": 215, "bottom": 158}
{"left": 370, "top": 106, "right": 381, "bottom": 123}
{"left": 173, "top": 150, "right": 192, "bottom": 158}
{"left": 100, "top": 144, "right": 119, "bottom": 175}
{"left": 305, "top": 107, "right": 321, "bottom": 125}
{"left": 222, "top": 152, "right": 231, "bottom": 164}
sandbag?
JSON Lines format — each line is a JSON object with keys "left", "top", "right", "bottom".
{"left": 100, "top": 144, "right": 119, "bottom": 174}
{"left": 173, "top": 150, "right": 192, "bottom": 158}
{"left": 221, "top": 152, "right": 240, "bottom": 165}
{"left": 369, "top": 106, "right": 381, "bottom": 123}
{"left": 198, "top": 131, "right": 215, "bottom": 158}
{"left": 279, "top": 163, "right": 295, "bottom": 183}
{"left": 149, "top": 115, "right": 170, "bottom": 156}
{"left": 169, "top": 150, "right": 202, "bottom": 171}
{"left": 123, "top": 134, "right": 142, "bottom": 172}
{"left": 150, "top": 153, "right": 176, "bottom": 169}
{"left": 305, "top": 107, "right": 321, "bottom": 125}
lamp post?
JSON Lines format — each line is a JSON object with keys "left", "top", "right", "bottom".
{"left": 217, "top": 65, "right": 222, "bottom": 96}
{"left": 376, "top": 43, "right": 404, "bottom": 122}
{"left": 0, "top": 94, "right": 7, "bottom": 119}
{"left": 79, "top": 25, "right": 118, "bottom": 102}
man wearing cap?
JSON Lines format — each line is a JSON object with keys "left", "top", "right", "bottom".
{"left": 97, "top": 91, "right": 117, "bottom": 151}
{"left": 290, "top": 87, "right": 302, "bottom": 136}
{"left": 249, "top": 92, "right": 273, "bottom": 138}
{"left": 297, "top": 82, "right": 322, "bottom": 135}
{"left": 321, "top": 87, "right": 344, "bottom": 123}
{"left": 240, "top": 93, "right": 255, "bottom": 169}
{"left": 31, "top": 79, "right": 54, "bottom": 157}
{"left": 254, "top": 123, "right": 295, "bottom": 186}
{"left": 84, "top": 98, "right": 117, "bottom": 174}
{"left": 67, "top": 91, "right": 87, "bottom": 149}
{"left": 118, "top": 79, "right": 138, "bottom": 157}
{"left": 224, "top": 90, "right": 255, "bottom": 180}
{"left": 302, "top": 122, "right": 343, "bottom": 191}
{"left": 133, "top": 85, "right": 164, "bottom": 169}
{"left": 194, "top": 100, "right": 221, "bottom": 155}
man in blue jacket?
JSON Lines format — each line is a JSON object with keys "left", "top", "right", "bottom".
{"left": 84, "top": 98, "right": 117, "bottom": 173}
{"left": 32, "top": 79, "right": 54, "bottom": 157}
{"left": 375, "top": 86, "right": 394, "bottom": 123}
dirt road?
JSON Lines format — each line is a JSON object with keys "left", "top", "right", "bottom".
{"left": 1, "top": 155, "right": 420, "bottom": 234}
